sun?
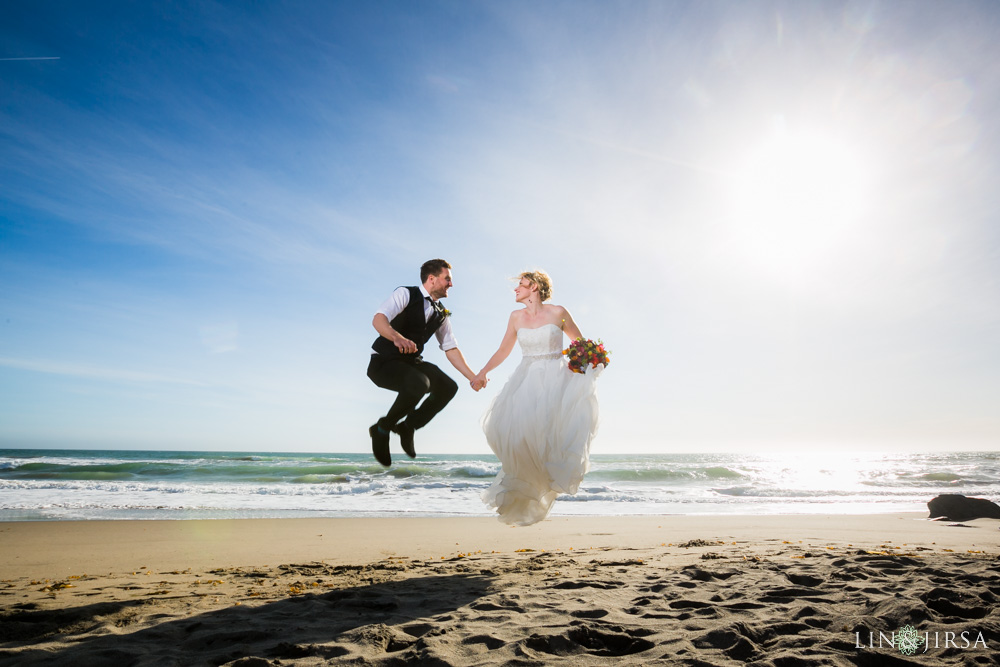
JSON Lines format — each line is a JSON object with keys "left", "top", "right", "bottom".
{"left": 724, "top": 123, "right": 877, "bottom": 282}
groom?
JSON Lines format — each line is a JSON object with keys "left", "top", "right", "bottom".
{"left": 367, "top": 259, "right": 483, "bottom": 466}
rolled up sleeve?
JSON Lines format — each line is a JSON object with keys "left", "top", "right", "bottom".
{"left": 436, "top": 317, "right": 458, "bottom": 351}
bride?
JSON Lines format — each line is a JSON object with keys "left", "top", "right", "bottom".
{"left": 474, "top": 270, "right": 602, "bottom": 526}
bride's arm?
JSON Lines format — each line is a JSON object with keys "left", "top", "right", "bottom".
{"left": 475, "top": 313, "right": 518, "bottom": 385}
{"left": 560, "top": 307, "right": 583, "bottom": 341}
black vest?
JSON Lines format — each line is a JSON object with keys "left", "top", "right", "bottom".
{"left": 372, "top": 286, "right": 445, "bottom": 359}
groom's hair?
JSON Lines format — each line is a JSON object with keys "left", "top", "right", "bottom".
{"left": 420, "top": 259, "right": 451, "bottom": 282}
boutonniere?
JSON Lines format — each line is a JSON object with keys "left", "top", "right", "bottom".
{"left": 442, "top": 308, "right": 452, "bottom": 318}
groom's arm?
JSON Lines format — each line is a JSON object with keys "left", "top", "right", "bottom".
{"left": 445, "top": 348, "right": 482, "bottom": 391}
{"left": 372, "top": 314, "right": 418, "bottom": 354}
{"left": 372, "top": 287, "right": 419, "bottom": 354}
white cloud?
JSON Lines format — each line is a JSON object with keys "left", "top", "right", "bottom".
{"left": 0, "top": 357, "right": 207, "bottom": 386}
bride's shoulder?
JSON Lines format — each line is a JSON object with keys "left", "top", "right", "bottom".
{"left": 542, "top": 304, "right": 572, "bottom": 330}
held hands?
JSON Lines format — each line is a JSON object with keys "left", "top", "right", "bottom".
{"left": 470, "top": 371, "right": 489, "bottom": 392}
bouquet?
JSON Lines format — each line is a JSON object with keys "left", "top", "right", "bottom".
{"left": 563, "top": 338, "right": 610, "bottom": 374}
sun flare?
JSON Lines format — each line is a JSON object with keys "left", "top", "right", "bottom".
{"left": 725, "top": 124, "right": 877, "bottom": 280}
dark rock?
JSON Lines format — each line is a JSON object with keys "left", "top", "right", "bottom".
{"left": 927, "top": 494, "right": 1000, "bottom": 521}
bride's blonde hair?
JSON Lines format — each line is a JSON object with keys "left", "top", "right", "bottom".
{"left": 519, "top": 270, "right": 552, "bottom": 302}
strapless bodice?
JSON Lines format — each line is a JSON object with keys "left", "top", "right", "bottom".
{"left": 517, "top": 323, "right": 564, "bottom": 358}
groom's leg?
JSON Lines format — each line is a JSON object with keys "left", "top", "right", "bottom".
{"left": 367, "top": 356, "right": 432, "bottom": 427}
{"left": 406, "top": 361, "right": 458, "bottom": 430}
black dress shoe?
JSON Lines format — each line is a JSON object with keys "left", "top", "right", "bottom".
{"left": 392, "top": 421, "right": 416, "bottom": 458}
{"left": 369, "top": 423, "right": 391, "bottom": 466}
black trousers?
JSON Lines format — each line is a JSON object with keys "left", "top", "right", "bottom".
{"left": 367, "top": 355, "right": 458, "bottom": 430}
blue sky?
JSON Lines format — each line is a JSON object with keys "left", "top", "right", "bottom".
{"left": 1, "top": 0, "right": 997, "bottom": 454}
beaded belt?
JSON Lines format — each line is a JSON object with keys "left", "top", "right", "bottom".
{"left": 523, "top": 352, "right": 563, "bottom": 360}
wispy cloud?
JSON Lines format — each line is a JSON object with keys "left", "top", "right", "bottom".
{"left": 198, "top": 322, "right": 240, "bottom": 354}
{"left": 0, "top": 357, "right": 207, "bottom": 387}
{"left": 0, "top": 80, "right": 423, "bottom": 275}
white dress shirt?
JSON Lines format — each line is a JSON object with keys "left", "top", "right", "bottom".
{"left": 374, "top": 285, "right": 458, "bottom": 353}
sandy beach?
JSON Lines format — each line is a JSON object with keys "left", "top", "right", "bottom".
{"left": 1, "top": 514, "right": 998, "bottom": 665}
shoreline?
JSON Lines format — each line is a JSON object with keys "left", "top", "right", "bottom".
{"left": 3, "top": 514, "right": 998, "bottom": 665}
{"left": 0, "top": 504, "right": 946, "bottom": 524}
{"left": 6, "top": 449, "right": 998, "bottom": 526}
{"left": 2, "top": 512, "right": 996, "bottom": 579}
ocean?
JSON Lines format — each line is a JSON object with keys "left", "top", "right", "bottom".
{"left": 1, "top": 449, "right": 997, "bottom": 521}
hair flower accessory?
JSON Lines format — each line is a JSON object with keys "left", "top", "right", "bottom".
{"left": 562, "top": 338, "right": 610, "bottom": 374}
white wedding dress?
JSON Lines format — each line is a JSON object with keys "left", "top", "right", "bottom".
{"left": 481, "top": 323, "right": 602, "bottom": 526}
